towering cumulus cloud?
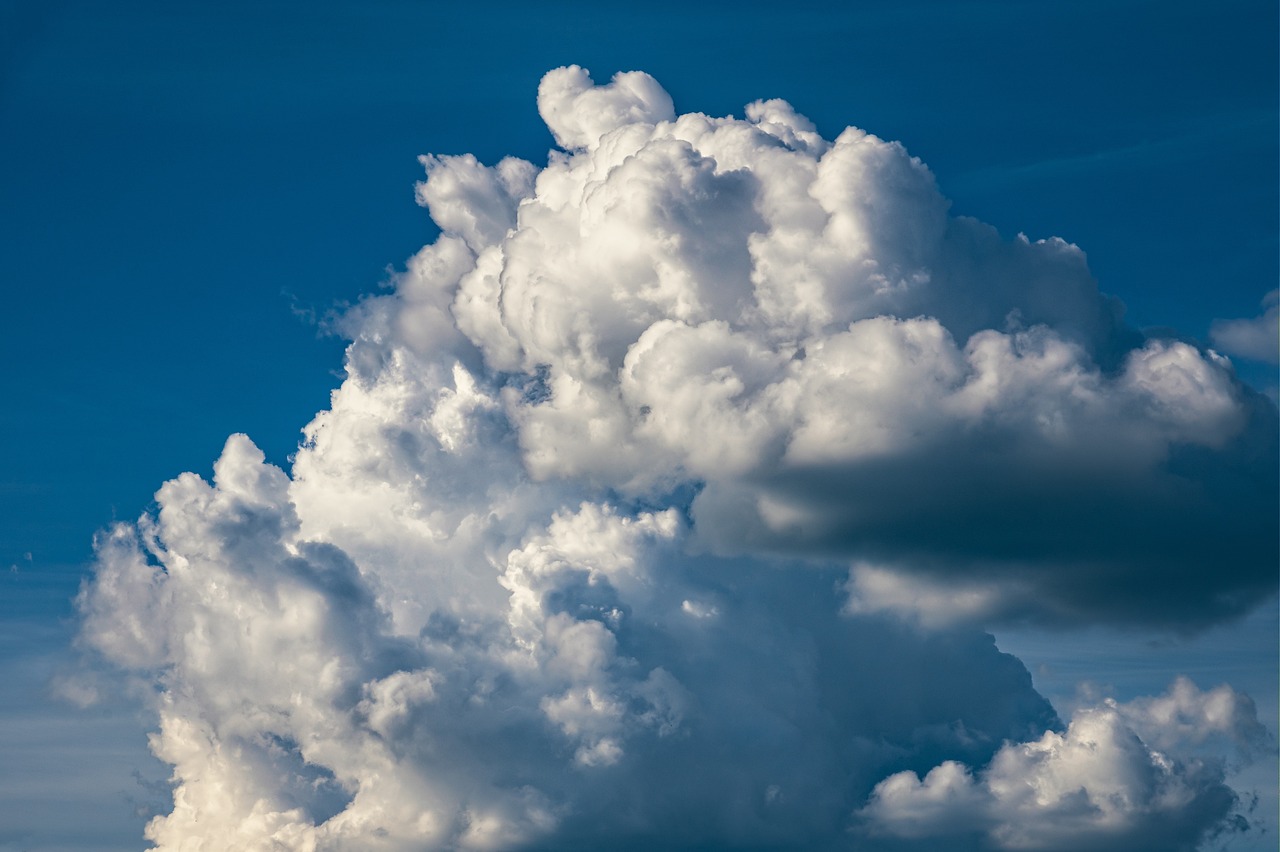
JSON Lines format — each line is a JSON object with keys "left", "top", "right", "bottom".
{"left": 79, "top": 68, "right": 1275, "bottom": 850}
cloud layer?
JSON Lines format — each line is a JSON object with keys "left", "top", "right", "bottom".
{"left": 78, "top": 67, "right": 1275, "bottom": 850}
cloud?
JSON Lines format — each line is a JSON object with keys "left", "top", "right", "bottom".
{"left": 402, "top": 68, "right": 1275, "bottom": 629}
{"left": 82, "top": 433, "right": 1069, "bottom": 849}
{"left": 1116, "top": 676, "right": 1273, "bottom": 762}
{"left": 76, "top": 67, "right": 1274, "bottom": 849}
{"left": 858, "top": 680, "right": 1263, "bottom": 851}
{"left": 537, "top": 66, "right": 675, "bottom": 152}
{"left": 1211, "top": 290, "right": 1279, "bottom": 365}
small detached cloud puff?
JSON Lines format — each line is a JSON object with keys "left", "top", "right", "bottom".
{"left": 78, "top": 67, "right": 1275, "bottom": 850}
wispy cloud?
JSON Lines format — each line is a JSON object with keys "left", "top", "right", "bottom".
{"left": 949, "top": 109, "right": 1277, "bottom": 193}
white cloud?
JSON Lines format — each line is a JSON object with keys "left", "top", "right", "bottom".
{"left": 75, "top": 67, "right": 1275, "bottom": 849}
{"left": 1211, "top": 290, "right": 1279, "bottom": 364}
{"left": 843, "top": 561, "right": 1012, "bottom": 628}
{"left": 1116, "top": 676, "right": 1273, "bottom": 761}
{"left": 537, "top": 66, "right": 675, "bottom": 151}
{"left": 81, "top": 432, "right": 1080, "bottom": 849}
{"left": 860, "top": 681, "right": 1260, "bottom": 850}
{"left": 411, "top": 67, "right": 1271, "bottom": 627}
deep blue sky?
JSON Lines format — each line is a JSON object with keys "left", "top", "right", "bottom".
{"left": 1, "top": 1, "right": 1276, "bottom": 848}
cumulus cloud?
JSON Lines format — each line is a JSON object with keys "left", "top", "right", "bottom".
{"left": 396, "top": 67, "right": 1274, "bottom": 628}
{"left": 859, "top": 680, "right": 1264, "bottom": 851}
{"left": 76, "top": 67, "right": 1275, "bottom": 849}
{"left": 82, "top": 434, "right": 1069, "bottom": 849}
{"left": 1211, "top": 290, "right": 1279, "bottom": 365}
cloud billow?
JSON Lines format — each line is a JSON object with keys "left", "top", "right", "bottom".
{"left": 78, "top": 67, "right": 1274, "bottom": 849}
{"left": 409, "top": 66, "right": 1273, "bottom": 629}
{"left": 1211, "top": 290, "right": 1279, "bottom": 365}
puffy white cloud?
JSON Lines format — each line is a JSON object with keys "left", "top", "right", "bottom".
{"left": 1211, "top": 290, "right": 1279, "bottom": 365}
{"left": 401, "top": 67, "right": 1275, "bottom": 626}
{"left": 859, "top": 680, "right": 1260, "bottom": 851}
{"left": 415, "top": 154, "right": 537, "bottom": 255}
{"left": 75, "top": 67, "right": 1275, "bottom": 849}
{"left": 1116, "top": 676, "right": 1273, "bottom": 761}
{"left": 81, "top": 432, "right": 1074, "bottom": 849}
{"left": 537, "top": 66, "right": 675, "bottom": 151}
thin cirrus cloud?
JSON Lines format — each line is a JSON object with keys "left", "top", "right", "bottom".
{"left": 77, "top": 67, "right": 1275, "bottom": 850}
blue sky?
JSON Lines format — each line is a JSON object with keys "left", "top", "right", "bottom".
{"left": 1, "top": 2, "right": 1276, "bottom": 849}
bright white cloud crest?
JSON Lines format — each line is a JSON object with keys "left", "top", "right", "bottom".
{"left": 79, "top": 67, "right": 1274, "bottom": 850}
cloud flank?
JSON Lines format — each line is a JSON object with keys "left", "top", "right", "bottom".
{"left": 78, "top": 67, "right": 1275, "bottom": 850}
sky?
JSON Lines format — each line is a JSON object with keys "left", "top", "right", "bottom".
{"left": 1, "top": 1, "right": 1277, "bottom": 850}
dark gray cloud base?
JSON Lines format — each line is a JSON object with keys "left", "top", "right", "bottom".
{"left": 77, "top": 68, "right": 1274, "bottom": 850}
